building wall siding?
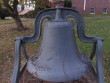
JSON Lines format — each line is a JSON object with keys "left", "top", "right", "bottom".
{"left": 72, "top": 0, "right": 110, "bottom": 14}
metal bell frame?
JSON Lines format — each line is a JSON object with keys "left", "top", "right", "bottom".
{"left": 12, "top": 6, "right": 104, "bottom": 83}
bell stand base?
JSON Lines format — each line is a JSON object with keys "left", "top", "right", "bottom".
{"left": 20, "top": 69, "right": 97, "bottom": 83}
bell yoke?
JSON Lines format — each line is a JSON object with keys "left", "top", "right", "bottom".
{"left": 12, "top": 5, "right": 104, "bottom": 83}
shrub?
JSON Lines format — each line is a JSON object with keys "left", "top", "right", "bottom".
{"left": 21, "top": 9, "right": 41, "bottom": 18}
{"left": 0, "top": 8, "right": 10, "bottom": 19}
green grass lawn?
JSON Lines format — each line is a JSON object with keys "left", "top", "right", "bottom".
{"left": 0, "top": 19, "right": 15, "bottom": 24}
{"left": 83, "top": 14, "right": 110, "bottom": 17}
{"left": 0, "top": 18, "right": 32, "bottom": 24}
{"left": 83, "top": 17, "right": 110, "bottom": 83}
{"left": 0, "top": 16, "right": 110, "bottom": 83}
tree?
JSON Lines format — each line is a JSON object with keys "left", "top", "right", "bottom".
{"left": 33, "top": 0, "right": 49, "bottom": 9}
{"left": 0, "top": 0, "right": 10, "bottom": 19}
{"left": 0, "top": 3, "right": 2, "bottom": 8}
{"left": 0, "top": 0, "right": 3, "bottom": 8}
{"left": 2, "top": 0, "right": 25, "bottom": 30}
{"left": 64, "top": 0, "right": 72, "bottom": 8}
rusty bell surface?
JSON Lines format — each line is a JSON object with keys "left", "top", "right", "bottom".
{"left": 27, "top": 7, "right": 92, "bottom": 82}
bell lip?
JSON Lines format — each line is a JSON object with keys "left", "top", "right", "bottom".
{"left": 27, "top": 63, "right": 90, "bottom": 82}
{"left": 26, "top": 56, "right": 91, "bottom": 82}
{"left": 36, "top": 70, "right": 90, "bottom": 82}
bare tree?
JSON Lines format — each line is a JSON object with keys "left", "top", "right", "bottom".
{"left": 3, "top": 0, "right": 25, "bottom": 30}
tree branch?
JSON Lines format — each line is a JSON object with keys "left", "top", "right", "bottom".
{"left": 13, "top": 0, "right": 18, "bottom": 12}
{"left": 3, "top": 0, "right": 14, "bottom": 13}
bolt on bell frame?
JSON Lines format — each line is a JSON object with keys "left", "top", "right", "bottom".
{"left": 12, "top": 5, "right": 104, "bottom": 83}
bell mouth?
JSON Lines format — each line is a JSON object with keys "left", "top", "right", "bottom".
{"left": 27, "top": 52, "right": 91, "bottom": 82}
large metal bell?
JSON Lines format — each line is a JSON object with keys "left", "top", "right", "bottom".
{"left": 12, "top": 5, "right": 104, "bottom": 83}
{"left": 27, "top": 6, "right": 92, "bottom": 82}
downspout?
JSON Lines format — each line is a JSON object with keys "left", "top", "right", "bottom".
{"left": 84, "top": 0, "right": 86, "bottom": 10}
